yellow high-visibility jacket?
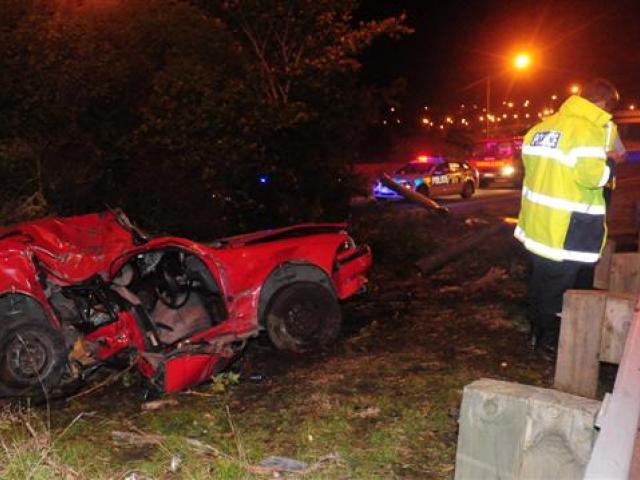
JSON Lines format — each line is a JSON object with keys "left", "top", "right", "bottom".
{"left": 515, "top": 95, "right": 615, "bottom": 263}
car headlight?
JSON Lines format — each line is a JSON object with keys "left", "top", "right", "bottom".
{"left": 501, "top": 165, "right": 515, "bottom": 176}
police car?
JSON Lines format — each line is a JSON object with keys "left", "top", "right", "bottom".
{"left": 373, "top": 155, "right": 479, "bottom": 199}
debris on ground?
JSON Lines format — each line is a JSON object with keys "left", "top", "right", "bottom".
{"left": 348, "top": 406, "right": 381, "bottom": 418}
{"left": 169, "top": 454, "right": 182, "bottom": 473}
{"left": 111, "top": 430, "right": 164, "bottom": 446}
{"left": 466, "top": 266, "right": 508, "bottom": 293}
{"left": 438, "top": 266, "right": 509, "bottom": 295}
{"left": 141, "top": 398, "right": 179, "bottom": 411}
{"left": 258, "top": 456, "right": 308, "bottom": 473}
{"left": 253, "top": 453, "right": 344, "bottom": 477}
{"left": 464, "top": 217, "right": 489, "bottom": 227}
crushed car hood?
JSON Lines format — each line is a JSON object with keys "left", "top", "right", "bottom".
{"left": 0, "top": 211, "right": 137, "bottom": 283}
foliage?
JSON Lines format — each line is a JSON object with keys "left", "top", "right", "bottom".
{"left": 0, "top": 0, "right": 410, "bottom": 237}
{"left": 210, "top": 371, "right": 241, "bottom": 393}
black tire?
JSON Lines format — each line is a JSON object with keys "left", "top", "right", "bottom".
{"left": 416, "top": 184, "right": 430, "bottom": 197}
{"left": 265, "top": 282, "right": 341, "bottom": 352}
{"left": 0, "top": 319, "right": 67, "bottom": 397}
{"left": 461, "top": 181, "right": 475, "bottom": 199}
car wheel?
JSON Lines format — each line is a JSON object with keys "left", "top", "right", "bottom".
{"left": 416, "top": 184, "right": 430, "bottom": 197}
{"left": 265, "top": 282, "right": 341, "bottom": 352}
{"left": 0, "top": 319, "right": 67, "bottom": 397}
{"left": 461, "top": 181, "right": 475, "bottom": 199}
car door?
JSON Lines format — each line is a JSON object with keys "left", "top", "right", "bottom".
{"left": 446, "top": 162, "right": 463, "bottom": 195}
{"left": 431, "top": 163, "right": 451, "bottom": 196}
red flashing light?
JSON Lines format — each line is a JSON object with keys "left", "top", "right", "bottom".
{"left": 416, "top": 155, "right": 429, "bottom": 162}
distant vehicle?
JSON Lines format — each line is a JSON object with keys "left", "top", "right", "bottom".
{"left": 614, "top": 110, "right": 640, "bottom": 162}
{"left": 469, "top": 137, "right": 523, "bottom": 187}
{"left": 373, "top": 155, "right": 479, "bottom": 199}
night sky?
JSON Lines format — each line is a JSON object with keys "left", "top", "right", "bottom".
{"left": 358, "top": 0, "right": 640, "bottom": 110}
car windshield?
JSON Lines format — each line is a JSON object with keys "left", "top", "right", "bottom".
{"left": 472, "top": 141, "right": 514, "bottom": 159}
{"left": 395, "top": 162, "right": 438, "bottom": 175}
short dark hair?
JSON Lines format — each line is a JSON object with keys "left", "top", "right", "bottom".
{"left": 581, "top": 78, "right": 620, "bottom": 112}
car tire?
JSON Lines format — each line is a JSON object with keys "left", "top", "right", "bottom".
{"left": 416, "top": 184, "right": 430, "bottom": 197}
{"left": 265, "top": 282, "right": 341, "bottom": 352}
{"left": 461, "top": 181, "right": 475, "bottom": 199}
{"left": 0, "top": 318, "right": 67, "bottom": 397}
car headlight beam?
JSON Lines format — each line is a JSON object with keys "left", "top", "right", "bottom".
{"left": 501, "top": 165, "right": 515, "bottom": 176}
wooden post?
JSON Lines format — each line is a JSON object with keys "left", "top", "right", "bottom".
{"left": 609, "top": 252, "right": 640, "bottom": 294}
{"left": 455, "top": 379, "right": 601, "bottom": 480}
{"left": 584, "top": 299, "right": 640, "bottom": 479}
{"left": 593, "top": 239, "right": 616, "bottom": 289}
{"left": 554, "top": 290, "right": 606, "bottom": 398}
{"left": 600, "top": 292, "right": 637, "bottom": 364}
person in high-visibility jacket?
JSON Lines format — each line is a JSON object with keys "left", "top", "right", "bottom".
{"left": 515, "top": 78, "right": 620, "bottom": 354}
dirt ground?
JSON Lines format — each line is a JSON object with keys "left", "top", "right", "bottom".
{"left": 0, "top": 201, "right": 566, "bottom": 479}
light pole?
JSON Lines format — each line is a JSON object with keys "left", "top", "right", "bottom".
{"left": 485, "top": 52, "right": 532, "bottom": 138}
{"left": 485, "top": 76, "right": 491, "bottom": 138}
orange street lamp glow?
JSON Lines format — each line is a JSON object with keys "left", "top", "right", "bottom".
{"left": 570, "top": 84, "right": 581, "bottom": 95}
{"left": 513, "top": 52, "right": 531, "bottom": 70}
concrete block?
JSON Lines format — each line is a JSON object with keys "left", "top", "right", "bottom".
{"left": 455, "top": 378, "right": 601, "bottom": 480}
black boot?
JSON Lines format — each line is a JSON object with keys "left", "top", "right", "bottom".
{"left": 534, "top": 329, "right": 558, "bottom": 360}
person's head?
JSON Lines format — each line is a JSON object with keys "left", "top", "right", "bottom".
{"left": 581, "top": 78, "right": 620, "bottom": 112}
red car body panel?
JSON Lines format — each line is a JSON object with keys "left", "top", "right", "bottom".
{"left": 0, "top": 211, "right": 372, "bottom": 395}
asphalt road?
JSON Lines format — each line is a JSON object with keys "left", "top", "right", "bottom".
{"left": 355, "top": 187, "right": 522, "bottom": 219}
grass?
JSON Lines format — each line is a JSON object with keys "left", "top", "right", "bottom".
{"left": 0, "top": 358, "right": 482, "bottom": 479}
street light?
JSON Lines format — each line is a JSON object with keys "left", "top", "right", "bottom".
{"left": 513, "top": 52, "right": 532, "bottom": 70}
{"left": 570, "top": 84, "right": 581, "bottom": 95}
{"left": 485, "top": 51, "right": 532, "bottom": 138}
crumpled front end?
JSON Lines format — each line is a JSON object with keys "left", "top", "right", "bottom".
{"left": 333, "top": 243, "right": 372, "bottom": 299}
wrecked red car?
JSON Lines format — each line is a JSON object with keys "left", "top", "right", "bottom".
{"left": 0, "top": 211, "right": 371, "bottom": 396}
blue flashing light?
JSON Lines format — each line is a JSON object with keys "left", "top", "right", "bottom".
{"left": 259, "top": 174, "right": 269, "bottom": 184}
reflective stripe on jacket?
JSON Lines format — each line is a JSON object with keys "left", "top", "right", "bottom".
{"left": 515, "top": 95, "right": 613, "bottom": 263}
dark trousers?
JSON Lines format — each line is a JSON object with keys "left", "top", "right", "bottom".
{"left": 528, "top": 253, "right": 584, "bottom": 347}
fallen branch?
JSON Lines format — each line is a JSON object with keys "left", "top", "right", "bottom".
{"left": 380, "top": 173, "right": 449, "bottom": 215}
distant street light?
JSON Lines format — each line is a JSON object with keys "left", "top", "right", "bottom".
{"left": 570, "top": 84, "right": 581, "bottom": 95}
{"left": 485, "top": 51, "right": 532, "bottom": 138}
